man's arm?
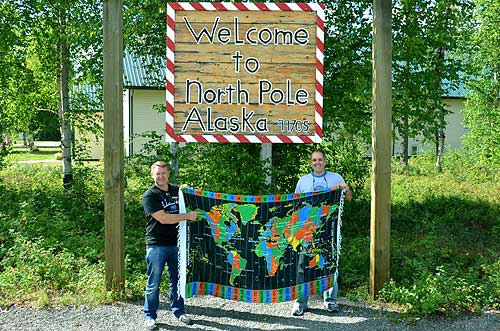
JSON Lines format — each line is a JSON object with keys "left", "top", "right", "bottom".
{"left": 151, "top": 210, "right": 198, "bottom": 225}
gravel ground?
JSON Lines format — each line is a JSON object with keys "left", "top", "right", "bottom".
{"left": 1, "top": 296, "right": 499, "bottom": 331}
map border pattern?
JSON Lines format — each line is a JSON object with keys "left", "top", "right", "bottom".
{"left": 178, "top": 186, "right": 344, "bottom": 303}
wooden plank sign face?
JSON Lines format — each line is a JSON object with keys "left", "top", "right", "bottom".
{"left": 166, "top": 2, "right": 324, "bottom": 143}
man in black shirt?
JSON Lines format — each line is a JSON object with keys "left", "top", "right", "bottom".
{"left": 142, "top": 161, "right": 197, "bottom": 329}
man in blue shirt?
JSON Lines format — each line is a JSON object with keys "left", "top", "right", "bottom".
{"left": 292, "top": 150, "right": 352, "bottom": 316}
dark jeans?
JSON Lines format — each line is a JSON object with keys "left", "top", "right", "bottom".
{"left": 144, "top": 245, "right": 185, "bottom": 320}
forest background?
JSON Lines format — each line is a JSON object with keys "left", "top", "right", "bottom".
{"left": 0, "top": 0, "right": 499, "bottom": 317}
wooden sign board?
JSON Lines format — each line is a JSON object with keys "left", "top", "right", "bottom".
{"left": 166, "top": 2, "right": 324, "bottom": 143}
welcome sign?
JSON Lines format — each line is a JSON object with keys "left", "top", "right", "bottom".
{"left": 166, "top": 2, "right": 324, "bottom": 143}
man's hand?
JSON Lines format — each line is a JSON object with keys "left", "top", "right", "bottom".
{"left": 339, "top": 182, "right": 353, "bottom": 202}
{"left": 345, "top": 189, "right": 353, "bottom": 202}
{"left": 184, "top": 210, "right": 198, "bottom": 222}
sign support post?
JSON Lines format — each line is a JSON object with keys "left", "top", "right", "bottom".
{"left": 370, "top": 0, "right": 392, "bottom": 298}
{"left": 103, "top": 0, "right": 125, "bottom": 292}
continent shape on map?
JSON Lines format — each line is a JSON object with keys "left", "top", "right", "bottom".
{"left": 227, "top": 250, "right": 247, "bottom": 285}
{"left": 200, "top": 200, "right": 337, "bottom": 283}
{"left": 256, "top": 204, "right": 337, "bottom": 276}
{"left": 203, "top": 203, "right": 258, "bottom": 284}
{"left": 204, "top": 203, "right": 240, "bottom": 245}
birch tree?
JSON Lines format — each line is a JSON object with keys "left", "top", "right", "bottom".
{"left": 0, "top": 0, "right": 54, "bottom": 148}
{"left": 392, "top": 0, "right": 471, "bottom": 171}
{"left": 12, "top": 0, "right": 102, "bottom": 187}
{"left": 462, "top": 0, "right": 500, "bottom": 168}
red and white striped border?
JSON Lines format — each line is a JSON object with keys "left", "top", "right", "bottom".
{"left": 166, "top": 2, "right": 324, "bottom": 143}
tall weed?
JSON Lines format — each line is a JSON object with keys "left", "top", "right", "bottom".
{"left": 0, "top": 165, "right": 112, "bottom": 306}
{"left": 374, "top": 151, "right": 500, "bottom": 315}
{"left": 0, "top": 150, "right": 499, "bottom": 316}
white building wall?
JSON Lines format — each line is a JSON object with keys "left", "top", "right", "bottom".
{"left": 393, "top": 98, "right": 466, "bottom": 156}
{"left": 128, "top": 89, "right": 166, "bottom": 155}
{"left": 74, "top": 112, "right": 104, "bottom": 160}
{"left": 443, "top": 99, "right": 467, "bottom": 151}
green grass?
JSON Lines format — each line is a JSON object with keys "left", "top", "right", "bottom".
{"left": 6, "top": 148, "right": 61, "bottom": 162}
{"left": 341, "top": 155, "right": 500, "bottom": 315}
{"left": 0, "top": 152, "right": 499, "bottom": 316}
{"left": 0, "top": 163, "right": 144, "bottom": 307}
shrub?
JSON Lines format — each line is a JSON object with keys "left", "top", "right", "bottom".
{"left": 0, "top": 148, "right": 498, "bottom": 316}
{"left": 0, "top": 235, "right": 109, "bottom": 306}
{"left": 379, "top": 266, "right": 486, "bottom": 316}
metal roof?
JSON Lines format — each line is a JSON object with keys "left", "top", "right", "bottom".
{"left": 122, "top": 51, "right": 467, "bottom": 97}
{"left": 442, "top": 78, "right": 468, "bottom": 98}
{"left": 123, "top": 50, "right": 166, "bottom": 88}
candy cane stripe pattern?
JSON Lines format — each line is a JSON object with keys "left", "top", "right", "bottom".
{"left": 166, "top": 2, "right": 324, "bottom": 144}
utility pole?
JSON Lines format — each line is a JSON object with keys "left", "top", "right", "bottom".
{"left": 103, "top": 0, "right": 124, "bottom": 291}
{"left": 370, "top": 0, "right": 392, "bottom": 298}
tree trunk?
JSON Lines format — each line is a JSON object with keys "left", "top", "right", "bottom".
{"left": 399, "top": 135, "right": 409, "bottom": 171}
{"left": 435, "top": 115, "right": 446, "bottom": 173}
{"left": 0, "top": 132, "right": 6, "bottom": 151}
{"left": 57, "top": 10, "right": 73, "bottom": 189}
{"left": 5, "top": 132, "right": 11, "bottom": 146}
{"left": 260, "top": 143, "right": 272, "bottom": 186}
{"left": 434, "top": 48, "right": 446, "bottom": 173}
{"left": 170, "top": 142, "right": 180, "bottom": 183}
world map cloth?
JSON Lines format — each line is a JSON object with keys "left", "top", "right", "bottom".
{"left": 178, "top": 188, "right": 345, "bottom": 303}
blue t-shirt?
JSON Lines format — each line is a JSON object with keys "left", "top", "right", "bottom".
{"left": 295, "top": 171, "right": 344, "bottom": 193}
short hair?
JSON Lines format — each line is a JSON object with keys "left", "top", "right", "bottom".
{"left": 311, "top": 150, "right": 326, "bottom": 159}
{"left": 150, "top": 161, "right": 170, "bottom": 174}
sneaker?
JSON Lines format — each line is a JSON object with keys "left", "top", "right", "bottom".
{"left": 144, "top": 319, "right": 156, "bottom": 330}
{"left": 291, "top": 301, "right": 307, "bottom": 316}
{"left": 178, "top": 314, "right": 193, "bottom": 325}
{"left": 325, "top": 302, "right": 340, "bottom": 313}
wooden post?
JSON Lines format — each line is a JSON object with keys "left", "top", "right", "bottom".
{"left": 170, "top": 142, "right": 180, "bottom": 182}
{"left": 370, "top": 0, "right": 392, "bottom": 298}
{"left": 103, "top": 0, "right": 124, "bottom": 291}
{"left": 260, "top": 143, "right": 272, "bottom": 185}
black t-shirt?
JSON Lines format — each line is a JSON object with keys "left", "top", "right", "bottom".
{"left": 142, "top": 183, "right": 179, "bottom": 246}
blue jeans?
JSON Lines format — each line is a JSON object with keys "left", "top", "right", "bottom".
{"left": 296, "top": 276, "right": 339, "bottom": 307}
{"left": 144, "top": 245, "right": 185, "bottom": 320}
{"left": 296, "top": 253, "right": 338, "bottom": 308}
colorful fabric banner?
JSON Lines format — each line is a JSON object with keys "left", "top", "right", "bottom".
{"left": 178, "top": 187, "right": 345, "bottom": 303}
